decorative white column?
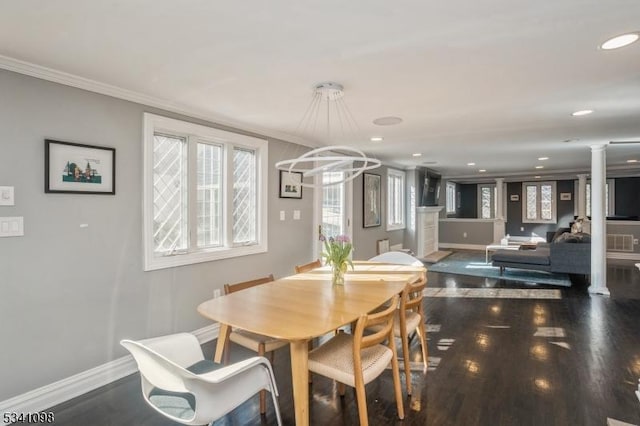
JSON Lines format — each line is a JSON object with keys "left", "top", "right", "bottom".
{"left": 493, "top": 178, "right": 506, "bottom": 243}
{"left": 576, "top": 173, "right": 588, "bottom": 219}
{"left": 589, "top": 144, "right": 608, "bottom": 295}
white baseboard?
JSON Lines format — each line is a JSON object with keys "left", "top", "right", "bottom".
{"left": 438, "top": 243, "right": 486, "bottom": 251}
{"left": 606, "top": 252, "right": 640, "bottom": 261}
{"left": 0, "top": 323, "right": 219, "bottom": 425}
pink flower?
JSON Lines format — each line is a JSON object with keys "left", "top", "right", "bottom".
{"left": 319, "top": 234, "right": 326, "bottom": 242}
{"left": 336, "top": 235, "right": 350, "bottom": 243}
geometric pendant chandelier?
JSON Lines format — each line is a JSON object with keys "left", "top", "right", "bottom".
{"left": 275, "top": 82, "right": 381, "bottom": 187}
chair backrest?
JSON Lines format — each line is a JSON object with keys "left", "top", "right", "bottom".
{"left": 121, "top": 337, "right": 201, "bottom": 397}
{"left": 224, "top": 274, "right": 274, "bottom": 295}
{"left": 294, "top": 259, "right": 322, "bottom": 274}
{"left": 401, "top": 279, "right": 426, "bottom": 315}
{"left": 368, "top": 251, "right": 423, "bottom": 266}
{"left": 353, "top": 294, "right": 400, "bottom": 352}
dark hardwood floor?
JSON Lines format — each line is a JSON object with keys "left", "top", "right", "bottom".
{"left": 38, "top": 256, "right": 640, "bottom": 425}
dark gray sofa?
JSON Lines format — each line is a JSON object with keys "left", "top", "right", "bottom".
{"left": 491, "top": 233, "right": 591, "bottom": 276}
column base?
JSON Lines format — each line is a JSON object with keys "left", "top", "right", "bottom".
{"left": 588, "top": 286, "right": 610, "bottom": 296}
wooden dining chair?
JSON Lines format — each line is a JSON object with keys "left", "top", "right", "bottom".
{"left": 368, "top": 279, "right": 428, "bottom": 396}
{"left": 294, "top": 259, "right": 322, "bottom": 274}
{"left": 223, "top": 274, "right": 289, "bottom": 414}
{"left": 308, "top": 295, "right": 404, "bottom": 426}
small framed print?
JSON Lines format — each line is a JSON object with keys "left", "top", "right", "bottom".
{"left": 510, "top": 194, "right": 519, "bottom": 202}
{"left": 560, "top": 192, "right": 572, "bottom": 201}
{"left": 279, "top": 170, "right": 303, "bottom": 199}
{"left": 45, "top": 139, "right": 115, "bottom": 194}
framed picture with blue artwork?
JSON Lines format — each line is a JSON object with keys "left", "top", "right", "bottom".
{"left": 45, "top": 139, "right": 116, "bottom": 194}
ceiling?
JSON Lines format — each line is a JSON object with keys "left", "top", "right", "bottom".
{"left": 1, "top": 1, "right": 640, "bottom": 179}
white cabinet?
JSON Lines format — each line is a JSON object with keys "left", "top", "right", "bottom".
{"left": 416, "top": 206, "right": 444, "bottom": 258}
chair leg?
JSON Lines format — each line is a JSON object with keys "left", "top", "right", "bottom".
{"left": 354, "top": 374, "right": 369, "bottom": 426}
{"left": 400, "top": 330, "right": 412, "bottom": 395}
{"left": 390, "top": 341, "right": 405, "bottom": 420}
{"left": 258, "top": 343, "right": 267, "bottom": 414}
{"left": 417, "top": 320, "right": 429, "bottom": 371}
{"left": 308, "top": 340, "right": 314, "bottom": 384}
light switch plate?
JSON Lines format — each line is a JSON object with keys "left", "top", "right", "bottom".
{"left": 279, "top": 210, "right": 286, "bottom": 221}
{"left": 0, "top": 186, "right": 15, "bottom": 206}
{"left": 0, "top": 216, "right": 24, "bottom": 237}
{"left": 293, "top": 210, "right": 301, "bottom": 220}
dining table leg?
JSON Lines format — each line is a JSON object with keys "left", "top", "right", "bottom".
{"left": 214, "top": 323, "right": 231, "bottom": 363}
{"left": 290, "top": 339, "right": 310, "bottom": 426}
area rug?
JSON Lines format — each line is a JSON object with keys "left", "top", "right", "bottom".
{"left": 427, "top": 251, "right": 572, "bottom": 287}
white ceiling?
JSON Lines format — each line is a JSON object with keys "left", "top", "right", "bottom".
{"left": 1, "top": 0, "right": 640, "bottom": 179}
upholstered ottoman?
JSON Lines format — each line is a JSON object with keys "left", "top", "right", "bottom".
{"left": 491, "top": 246, "right": 552, "bottom": 273}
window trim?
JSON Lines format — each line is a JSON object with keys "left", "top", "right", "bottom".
{"left": 521, "top": 181, "right": 557, "bottom": 224}
{"left": 143, "top": 113, "right": 268, "bottom": 271}
{"left": 476, "top": 183, "right": 497, "bottom": 219}
{"left": 386, "top": 168, "right": 406, "bottom": 231}
{"left": 582, "top": 179, "right": 615, "bottom": 217}
{"left": 446, "top": 181, "right": 456, "bottom": 215}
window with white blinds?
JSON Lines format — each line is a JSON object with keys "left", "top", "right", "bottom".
{"left": 387, "top": 169, "right": 406, "bottom": 230}
{"left": 143, "top": 113, "right": 268, "bottom": 271}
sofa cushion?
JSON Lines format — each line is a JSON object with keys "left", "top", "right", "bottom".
{"left": 491, "top": 247, "right": 551, "bottom": 265}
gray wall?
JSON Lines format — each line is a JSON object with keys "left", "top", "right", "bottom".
{"left": 458, "top": 184, "right": 478, "bottom": 218}
{"left": 352, "top": 166, "right": 404, "bottom": 260}
{"left": 607, "top": 222, "right": 640, "bottom": 254}
{"left": 439, "top": 219, "right": 495, "bottom": 245}
{"left": 614, "top": 177, "right": 640, "bottom": 218}
{"left": 0, "top": 70, "right": 315, "bottom": 400}
{"left": 505, "top": 180, "right": 575, "bottom": 237}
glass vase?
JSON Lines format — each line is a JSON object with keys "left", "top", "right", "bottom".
{"left": 331, "top": 263, "right": 345, "bottom": 286}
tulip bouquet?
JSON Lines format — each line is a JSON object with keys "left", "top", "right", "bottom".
{"left": 320, "top": 234, "right": 354, "bottom": 285}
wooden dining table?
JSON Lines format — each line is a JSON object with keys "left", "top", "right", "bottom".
{"left": 197, "top": 262, "right": 425, "bottom": 426}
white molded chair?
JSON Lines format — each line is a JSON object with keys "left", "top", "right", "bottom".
{"left": 368, "top": 251, "right": 424, "bottom": 266}
{"left": 121, "top": 332, "right": 282, "bottom": 426}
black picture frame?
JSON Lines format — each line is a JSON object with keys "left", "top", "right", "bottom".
{"left": 363, "top": 173, "right": 381, "bottom": 227}
{"left": 279, "top": 170, "right": 303, "bottom": 199}
{"left": 45, "top": 139, "right": 116, "bottom": 194}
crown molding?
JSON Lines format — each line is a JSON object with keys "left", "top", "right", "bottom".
{"left": 0, "top": 54, "right": 315, "bottom": 148}
{"left": 444, "top": 164, "right": 640, "bottom": 183}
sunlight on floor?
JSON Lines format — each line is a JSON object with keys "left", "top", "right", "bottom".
{"left": 424, "top": 288, "right": 562, "bottom": 299}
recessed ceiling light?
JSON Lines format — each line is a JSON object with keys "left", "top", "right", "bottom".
{"left": 535, "top": 165, "right": 544, "bottom": 169}
{"left": 467, "top": 162, "right": 476, "bottom": 166}
{"left": 538, "top": 157, "right": 549, "bottom": 161}
{"left": 628, "top": 159, "right": 639, "bottom": 163}
{"left": 372, "top": 116, "right": 403, "bottom": 126}
{"left": 412, "top": 153, "right": 422, "bottom": 157}
{"left": 601, "top": 32, "right": 639, "bottom": 50}
{"left": 479, "top": 169, "right": 486, "bottom": 173}
{"left": 572, "top": 110, "right": 593, "bottom": 116}
{"left": 370, "top": 136, "right": 383, "bottom": 142}
{"left": 534, "top": 175, "right": 541, "bottom": 179}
